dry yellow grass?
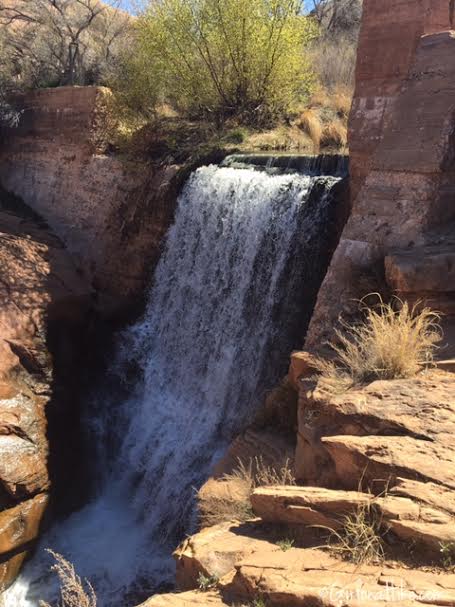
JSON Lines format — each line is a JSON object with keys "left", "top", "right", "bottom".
{"left": 317, "top": 502, "right": 385, "bottom": 565}
{"left": 294, "top": 84, "right": 353, "bottom": 152}
{"left": 246, "top": 125, "right": 311, "bottom": 152}
{"left": 199, "top": 457, "right": 296, "bottom": 527}
{"left": 40, "top": 551, "right": 97, "bottom": 607}
{"left": 331, "top": 85, "right": 353, "bottom": 118}
{"left": 308, "top": 87, "right": 332, "bottom": 108}
{"left": 320, "top": 120, "right": 348, "bottom": 149}
{"left": 224, "top": 456, "right": 296, "bottom": 490}
{"left": 198, "top": 479, "right": 254, "bottom": 527}
{"left": 316, "top": 297, "right": 442, "bottom": 390}
{"left": 296, "top": 108, "right": 322, "bottom": 152}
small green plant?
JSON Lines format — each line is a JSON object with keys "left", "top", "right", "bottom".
{"left": 252, "top": 598, "right": 267, "bottom": 607}
{"left": 197, "top": 572, "right": 219, "bottom": 592}
{"left": 440, "top": 542, "right": 455, "bottom": 569}
{"left": 225, "top": 127, "right": 248, "bottom": 144}
{"left": 276, "top": 538, "right": 295, "bottom": 552}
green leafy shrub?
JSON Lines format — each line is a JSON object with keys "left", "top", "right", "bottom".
{"left": 116, "top": 0, "right": 318, "bottom": 126}
{"left": 197, "top": 572, "right": 219, "bottom": 591}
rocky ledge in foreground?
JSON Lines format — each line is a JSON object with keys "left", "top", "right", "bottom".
{"left": 141, "top": 364, "right": 455, "bottom": 607}
{"left": 0, "top": 188, "right": 90, "bottom": 587}
{"left": 141, "top": 521, "right": 455, "bottom": 606}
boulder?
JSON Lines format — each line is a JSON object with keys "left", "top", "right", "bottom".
{"left": 296, "top": 370, "right": 455, "bottom": 490}
{"left": 174, "top": 521, "right": 271, "bottom": 591}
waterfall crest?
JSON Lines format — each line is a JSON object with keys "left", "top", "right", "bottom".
{"left": 4, "top": 165, "right": 342, "bottom": 607}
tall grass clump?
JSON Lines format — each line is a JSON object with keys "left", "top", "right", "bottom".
{"left": 198, "top": 456, "right": 295, "bottom": 527}
{"left": 317, "top": 297, "right": 442, "bottom": 389}
{"left": 297, "top": 108, "right": 322, "bottom": 151}
{"left": 225, "top": 456, "right": 296, "bottom": 490}
{"left": 40, "top": 551, "right": 97, "bottom": 607}
{"left": 318, "top": 503, "right": 385, "bottom": 565}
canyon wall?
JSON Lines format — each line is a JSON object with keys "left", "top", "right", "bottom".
{"left": 0, "top": 87, "right": 181, "bottom": 316}
{"left": 0, "top": 187, "right": 90, "bottom": 588}
{"left": 306, "top": 0, "right": 455, "bottom": 349}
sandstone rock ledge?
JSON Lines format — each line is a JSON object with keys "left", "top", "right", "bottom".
{"left": 142, "top": 522, "right": 455, "bottom": 606}
{"left": 141, "top": 366, "right": 455, "bottom": 607}
{"left": 0, "top": 190, "right": 90, "bottom": 587}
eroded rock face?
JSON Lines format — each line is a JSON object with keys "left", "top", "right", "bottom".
{"left": 0, "top": 191, "right": 90, "bottom": 587}
{"left": 0, "top": 87, "right": 183, "bottom": 317}
{"left": 295, "top": 370, "right": 455, "bottom": 488}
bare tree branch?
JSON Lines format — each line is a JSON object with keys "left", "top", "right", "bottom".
{"left": 0, "top": 0, "right": 131, "bottom": 88}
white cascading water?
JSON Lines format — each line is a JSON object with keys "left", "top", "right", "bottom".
{"left": 3, "top": 165, "right": 338, "bottom": 607}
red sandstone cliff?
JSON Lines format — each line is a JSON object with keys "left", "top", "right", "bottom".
{"left": 0, "top": 87, "right": 181, "bottom": 317}
{"left": 306, "top": 0, "right": 455, "bottom": 351}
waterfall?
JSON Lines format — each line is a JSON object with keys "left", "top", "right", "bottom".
{"left": 3, "top": 164, "right": 343, "bottom": 607}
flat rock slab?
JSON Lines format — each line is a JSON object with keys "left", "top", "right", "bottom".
{"left": 251, "top": 486, "right": 372, "bottom": 527}
{"left": 251, "top": 486, "right": 455, "bottom": 551}
{"left": 322, "top": 435, "right": 455, "bottom": 491}
{"left": 139, "top": 591, "right": 226, "bottom": 606}
{"left": 223, "top": 548, "right": 455, "bottom": 606}
{"left": 309, "top": 373, "right": 455, "bottom": 445}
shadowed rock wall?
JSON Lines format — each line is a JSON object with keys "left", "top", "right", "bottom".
{"left": 0, "top": 187, "right": 90, "bottom": 588}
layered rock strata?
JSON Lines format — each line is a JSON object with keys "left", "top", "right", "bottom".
{"left": 0, "top": 87, "right": 183, "bottom": 316}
